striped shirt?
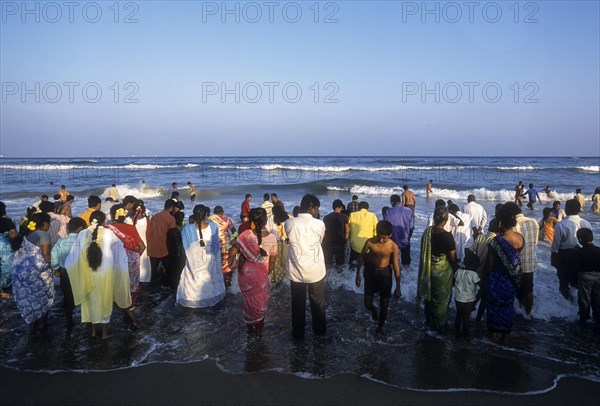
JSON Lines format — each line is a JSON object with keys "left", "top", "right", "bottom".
{"left": 48, "top": 212, "right": 69, "bottom": 248}
{"left": 515, "top": 213, "right": 539, "bottom": 273}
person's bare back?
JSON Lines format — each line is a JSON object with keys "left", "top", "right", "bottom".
{"left": 402, "top": 190, "right": 416, "bottom": 207}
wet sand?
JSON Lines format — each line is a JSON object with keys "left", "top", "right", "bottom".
{"left": 1, "top": 361, "right": 599, "bottom": 405}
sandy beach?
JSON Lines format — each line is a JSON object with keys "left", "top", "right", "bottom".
{"left": 1, "top": 361, "right": 599, "bottom": 405}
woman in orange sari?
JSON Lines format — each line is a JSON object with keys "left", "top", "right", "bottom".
{"left": 228, "top": 208, "right": 277, "bottom": 336}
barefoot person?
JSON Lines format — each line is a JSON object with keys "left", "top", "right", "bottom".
{"left": 417, "top": 206, "right": 458, "bottom": 333}
{"left": 65, "top": 211, "right": 131, "bottom": 339}
{"left": 228, "top": 208, "right": 277, "bottom": 336}
{"left": 10, "top": 213, "right": 55, "bottom": 334}
{"left": 285, "top": 194, "right": 327, "bottom": 339}
{"left": 355, "top": 220, "right": 401, "bottom": 333}
{"left": 176, "top": 205, "right": 226, "bottom": 309}
{"left": 483, "top": 206, "right": 524, "bottom": 342}
{"left": 50, "top": 217, "right": 87, "bottom": 334}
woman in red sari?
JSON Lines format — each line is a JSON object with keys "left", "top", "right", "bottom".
{"left": 228, "top": 208, "right": 277, "bottom": 336}
{"left": 107, "top": 204, "right": 146, "bottom": 329}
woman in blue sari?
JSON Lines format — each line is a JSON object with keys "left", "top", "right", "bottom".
{"left": 483, "top": 205, "right": 523, "bottom": 342}
{"left": 0, "top": 202, "right": 17, "bottom": 296}
{"left": 10, "top": 212, "right": 55, "bottom": 332}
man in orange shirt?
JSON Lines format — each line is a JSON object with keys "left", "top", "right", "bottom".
{"left": 147, "top": 199, "right": 178, "bottom": 286}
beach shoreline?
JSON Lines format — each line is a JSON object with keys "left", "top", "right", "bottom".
{"left": 2, "top": 361, "right": 599, "bottom": 405}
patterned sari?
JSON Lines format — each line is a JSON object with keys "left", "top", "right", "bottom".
{"left": 417, "top": 227, "right": 453, "bottom": 332}
{"left": 236, "top": 230, "right": 277, "bottom": 325}
{"left": 106, "top": 224, "right": 141, "bottom": 307}
{"left": 12, "top": 239, "right": 55, "bottom": 324}
{"left": 208, "top": 214, "right": 235, "bottom": 277}
{"left": 486, "top": 235, "right": 521, "bottom": 333}
{"left": 271, "top": 222, "right": 288, "bottom": 284}
{"left": 0, "top": 232, "right": 14, "bottom": 291}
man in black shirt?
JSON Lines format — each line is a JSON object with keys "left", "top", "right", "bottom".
{"left": 322, "top": 199, "right": 349, "bottom": 273}
{"left": 576, "top": 228, "right": 600, "bottom": 328}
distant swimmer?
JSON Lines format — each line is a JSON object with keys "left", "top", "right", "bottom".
{"left": 401, "top": 185, "right": 416, "bottom": 212}
{"left": 522, "top": 183, "right": 542, "bottom": 210}
{"left": 187, "top": 182, "right": 196, "bottom": 202}
{"left": 170, "top": 182, "right": 178, "bottom": 193}
{"left": 426, "top": 180, "right": 433, "bottom": 198}
{"left": 58, "top": 185, "right": 69, "bottom": 202}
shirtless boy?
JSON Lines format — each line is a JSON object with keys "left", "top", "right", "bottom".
{"left": 58, "top": 185, "right": 69, "bottom": 202}
{"left": 355, "top": 220, "right": 401, "bottom": 333}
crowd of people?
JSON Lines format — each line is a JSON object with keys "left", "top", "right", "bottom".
{"left": 0, "top": 182, "right": 598, "bottom": 342}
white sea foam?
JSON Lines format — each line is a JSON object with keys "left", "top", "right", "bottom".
{"left": 325, "top": 185, "right": 582, "bottom": 202}
{"left": 101, "top": 185, "right": 164, "bottom": 200}
{"left": 577, "top": 165, "right": 599, "bottom": 172}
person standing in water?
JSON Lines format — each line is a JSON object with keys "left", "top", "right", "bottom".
{"left": 355, "top": 220, "right": 401, "bottom": 333}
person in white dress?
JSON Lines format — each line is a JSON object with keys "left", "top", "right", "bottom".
{"left": 176, "top": 204, "right": 225, "bottom": 308}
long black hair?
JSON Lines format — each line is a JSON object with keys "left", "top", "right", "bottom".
{"left": 249, "top": 208, "right": 268, "bottom": 256}
{"left": 87, "top": 211, "right": 106, "bottom": 271}
{"left": 193, "top": 204, "right": 211, "bottom": 247}
{"left": 10, "top": 212, "right": 50, "bottom": 252}
{"left": 272, "top": 204, "right": 289, "bottom": 226}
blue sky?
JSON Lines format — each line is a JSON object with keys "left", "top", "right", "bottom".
{"left": 1, "top": 0, "right": 599, "bottom": 157}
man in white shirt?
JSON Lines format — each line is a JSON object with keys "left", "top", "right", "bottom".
{"left": 448, "top": 204, "right": 474, "bottom": 264}
{"left": 551, "top": 199, "right": 592, "bottom": 301}
{"left": 463, "top": 195, "right": 487, "bottom": 238}
{"left": 427, "top": 200, "right": 464, "bottom": 232}
{"left": 285, "top": 194, "right": 327, "bottom": 339}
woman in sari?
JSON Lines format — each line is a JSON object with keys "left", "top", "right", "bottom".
{"left": 108, "top": 204, "right": 145, "bottom": 328}
{"left": 417, "top": 206, "right": 458, "bottom": 333}
{"left": 538, "top": 207, "right": 558, "bottom": 244}
{"left": 65, "top": 211, "right": 131, "bottom": 339}
{"left": 10, "top": 212, "right": 55, "bottom": 332}
{"left": 271, "top": 205, "right": 291, "bottom": 285}
{"left": 0, "top": 202, "right": 17, "bottom": 297}
{"left": 228, "top": 208, "right": 277, "bottom": 336}
{"left": 483, "top": 206, "right": 523, "bottom": 342}
{"left": 176, "top": 204, "right": 225, "bottom": 308}
{"left": 208, "top": 206, "right": 237, "bottom": 287}
{"left": 127, "top": 200, "right": 152, "bottom": 282}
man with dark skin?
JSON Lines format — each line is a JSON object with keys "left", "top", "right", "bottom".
{"left": 355, "top": 220, "right": 401, "bottom": 333}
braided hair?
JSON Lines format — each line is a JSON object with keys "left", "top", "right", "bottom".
{"left": 87, "top": 211, "right": 106, "bottom": 271}
{"left": 192, "top": 204, "right": 211, "bottom": 247}
{"left": 249, "top": 207, "right": 268, "bottom": 256}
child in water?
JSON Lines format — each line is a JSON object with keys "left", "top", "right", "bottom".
{"left": 454, "top": 250, "right": 481, "bottom": 336}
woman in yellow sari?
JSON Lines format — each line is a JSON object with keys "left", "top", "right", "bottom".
{"left": 65, "top": 211, "right": 131, "bottom": 339}
{"left": 417, "top": 206, "right": 458, "bottom": 332}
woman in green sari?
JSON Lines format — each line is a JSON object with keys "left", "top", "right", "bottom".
{"left": 417, "top": 206, "right": 458, "bottom": 332}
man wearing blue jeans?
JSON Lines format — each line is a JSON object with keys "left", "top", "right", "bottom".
{"left": 285, "top": 194, "right": 327, "bottom": 339}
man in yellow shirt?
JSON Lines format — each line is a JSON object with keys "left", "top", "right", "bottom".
{"left": 349, "top": 201, "right": 378, "bottom": 267}
{"left": 80, "top": 195, "right": 102, "bottom": 226}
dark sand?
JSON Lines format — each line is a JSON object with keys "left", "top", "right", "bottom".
{"left": 2, "top": 361, "right": 599, "bottom": 405}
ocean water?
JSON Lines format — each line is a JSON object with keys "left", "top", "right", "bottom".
{"left": 0, "top": 156, "right": 599, "bottom": 393}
